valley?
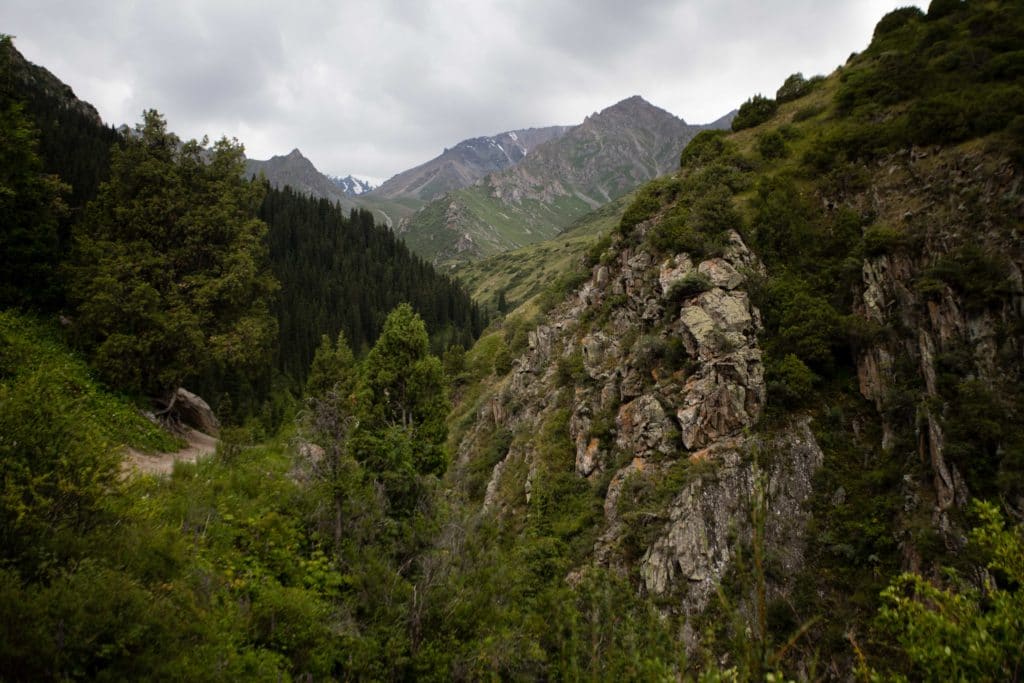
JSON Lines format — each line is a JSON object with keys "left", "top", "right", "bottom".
{"left": 2, "top": 2, "right": 1024, "bottom": 680}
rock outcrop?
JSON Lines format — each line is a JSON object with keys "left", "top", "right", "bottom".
{"left": 172, "top": 387, "right": 221, "bottom": 436}
{"left": 458, "top": 220, "right": 821, "bottom": 625}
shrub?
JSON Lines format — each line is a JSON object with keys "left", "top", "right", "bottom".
{"left": 555, "top": 350, "right": 586, "bottom": 387}
{"left": 756, "top": 130, "right": 788, "bottom": 160}
{"left": 680, "top": 129, "right": 730, "bottom": 168}
{"left": 665, "top": 272, "right": 713, "bottom": 301}
{"left": 584, "top": 234, "right": 612, "bottom": 267}
{"left": 618, "top": 176, "right": 683, "bottom": 235}
{"left": 732, "top": 95, "right": 778, "bottom": 132}
{"left": 908, "top": 93, "right": 973, "bottom": 144}
{"left": 863, "top": 224, "right": 908, "bottom": 256}
{"left": 926, "top": 245, "right": 1012, "bottom": 312}
{"left": 874, "top": 6, "right": 925, "bottom": 38}
{"left": 926, "top": 0, "right": 963, "bottom": 21}
{"left": 876, "top": 502, "right": 1024, "bottom": 681}
{"left": 766, "top": 354, "right": 817, "bottom": 408}
{"left": 776, "top": 72, "right": 812, "bottom": 103}
{"left": 836, "top": 52, "right": 923, "bottom": 115}
{"left": 793, "top": 102, "right": 826, "bottom": 122}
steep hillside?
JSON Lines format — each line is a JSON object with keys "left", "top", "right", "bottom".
{"left": 400, "top": 96, "right": 717, "bottom": 268}
{"left": 453, "top": 193, "right": 630, "bottom": 312}
{"left": 447, "top": 1, "right": 1024, "bottom": 676}
{"left": 370, "top": 125, "right": 570, "bottom": 202}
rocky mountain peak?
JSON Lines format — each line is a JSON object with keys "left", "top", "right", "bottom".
{"left": 587, "top": 95, "right": 687, "bottom": 127}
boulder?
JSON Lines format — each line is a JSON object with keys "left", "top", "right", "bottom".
{"left": 173, "top": 387, "right": 220, "bottom": 436}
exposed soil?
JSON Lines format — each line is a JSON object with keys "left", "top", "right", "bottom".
{"left": 121, "top": 428, "right": 217, "bottom": 476}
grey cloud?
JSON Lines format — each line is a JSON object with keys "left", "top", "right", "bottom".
{"left": 1, "top": 0, "right": 923, "bottom": 179}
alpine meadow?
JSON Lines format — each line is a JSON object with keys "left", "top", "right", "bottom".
{"left": 2, "top": 1, "right": 1024, "bottom": 680}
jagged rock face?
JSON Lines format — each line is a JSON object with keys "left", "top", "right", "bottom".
{"left": 461, "top": 223, "right": 821, "bottom": 618}
{"left": 640, "top": 420, "right": 823, "bottom": 615}
{"left": 848, "top": 149, "right": 1024, "bottom": 527}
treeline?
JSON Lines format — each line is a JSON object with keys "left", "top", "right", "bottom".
{"left": 261, "top": 187, "right": 484, "bottom": 385}
{"left": 0, "top": 36, "right": 120, "bottom": 312}
{"left": 1, "top": 34, "right": 483, "bottom": 420}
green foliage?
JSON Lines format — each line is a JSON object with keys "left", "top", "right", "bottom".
{"left": 0, "top": 310, "right": 182, "bottom": 453}
{"left": 680, "top": 129, "right": 731, "bottom": 168}
{"left": 305, "top": 330, "right": 356, "bottom": 399}
{"left": 829, "top": 0, "right": 1024, "bottom": 155}
{"left": 357, "top": 303, "right": 450, "bottom": 481}
{"left": 758, "top": 275, "right": 842, "bottom": 375}
{"left": 68, "top": 110, "right": 278, "bottom": 398}
{"left": 863, "top": 223, "right": 908, "bottom": 256}
{"left": 924, "top": 245, "right": 1013, "bottom": 312}
{"left": 0, "top": 39, "right": 68, "bottom": 309}
{"left": 555, "top": 350, "right": 586, "bottom": 387}
{"left": 666, "top": 271, "right": 714, "bottom": 301}
{"left": 442, "top": 343, "right": 467, "bottom": 380}
{"left": 262, "top": 186, "right": 482, "bottom": 386}
{"left": 766, "top": 354, "right": 817, "bottom": 408}
{"left": 756, "top": 130, "right": 788, "bottom": 160}
{"left": 491, "top": 343, "right": 513, "bottom": 376}
{"left": 646, "top": 162, "right": 745, "bottom": 259}
{"left": 873, "top": 6, "right": 925, "bottom": 38}
{"left": 792, "top": 102, "right": 825, "bottom": 122}
{"left": 732, "top": 95, "right": 779, "bottom": 132}
{"left": 876, "top": 502, "right": 1024, "bottom": 681}
{"left": 775, "top": 72, "right": 815, "bottom": 103}
{"left": 0, "top": 357, "right": 118, "bottom": 577}
{"left": 619, "top": 175, "right": 684, "bottom": 235}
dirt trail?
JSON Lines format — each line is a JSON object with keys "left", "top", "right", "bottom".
{"left": 121, "top": 428, "right": 217, "bottom": 476}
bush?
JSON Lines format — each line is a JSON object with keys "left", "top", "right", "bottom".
{"left": 874, "top": 6, "right": 925, "bottom": 38}
{"left": 555, "top": 350, "right": 586, "bottom": 387}
{"left": 908, "top": 93, "right": 973, "bottom": 144}
{"left": 766, "top": 354, "right": 817, "bottom": 408}
{"left": 926, "top": 245, "right": 1012, "bottom": 312}
{"left": 732, "top": 95, "right": 778, "bottom": 132}
{"left": 792, "top": 102, "right": 826, "bottom": 122}
{"left": 618, "top": 176, "right": 683, "bottom": 235}
{"left": 756, "top": 130, "right": 788, "bottom": 160}
{"left": 926, "top": 0, "right": 963, "bottom": 21}
{"left": 680, "top": 129, "right": 730, "bottom": 168}
{"left": 665, "top": 272, "right": 713, "bottom": 301}
{"left": 876, "top": 502, "right": 1024, "bottom": 681}
{"left": 863, "top": 224, "right": 908, "bottom": 256}
{"left": 776, "top": 72, "right": 813, "bottom": 103}
{"left": 837, "top": 52, "right": 923, "bottom": 115}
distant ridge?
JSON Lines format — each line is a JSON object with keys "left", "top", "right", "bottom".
{"left": 369, "top": 125, "right": 571, "bottom": 203}
{"left": 399, "top": 95, "right": 728, "bottom": 268}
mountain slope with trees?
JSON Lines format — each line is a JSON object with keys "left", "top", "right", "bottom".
{"left": 2, "top": 2, "right": 1024, "bottom": 680}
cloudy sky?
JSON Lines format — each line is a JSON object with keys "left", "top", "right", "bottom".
{"left": 3, "top": 1, "right": 923, "bottom": 182}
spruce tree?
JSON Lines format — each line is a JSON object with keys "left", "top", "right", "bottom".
{"left": 68, "top": 110, "right": 278, "bottom": 403}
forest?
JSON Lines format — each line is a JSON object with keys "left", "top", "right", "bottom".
{"left": 3, "top": 0, "right": 1024, "bottom": 679}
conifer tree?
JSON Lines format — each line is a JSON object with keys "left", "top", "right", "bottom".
{"left": 339, "top": 304, "right": 450, "bottom": 516}
{"left": 0, "top": 36, "right": 68, "bottom": 309}
{"left": 68, "top": 110, "right": 278, "bottom": 403}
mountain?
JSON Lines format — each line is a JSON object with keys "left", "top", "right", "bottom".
{"left": 369, "top": 126, "right": 571, "bottom": 202}
{"left": 399, "top": 96, "right": 722, "bottom": 269}
{"left": 244, "top": 148, "right": 351, "bottom": 204}
{"left": 329, "top": 174, "right": 377, "bottom": 196}
{"left": 447, "top": 2, "right": 1024, "bottom": 676}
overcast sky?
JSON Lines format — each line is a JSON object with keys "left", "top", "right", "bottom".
{"left": 3, "top": 1, "right": 924, "bottom": 182}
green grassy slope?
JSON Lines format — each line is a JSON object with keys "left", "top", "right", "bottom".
{"left": 0, "top": 310, "right": 183, "bottom": 453}
{"left": 453, "top": 193, "right": 630, "bottom": 310}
